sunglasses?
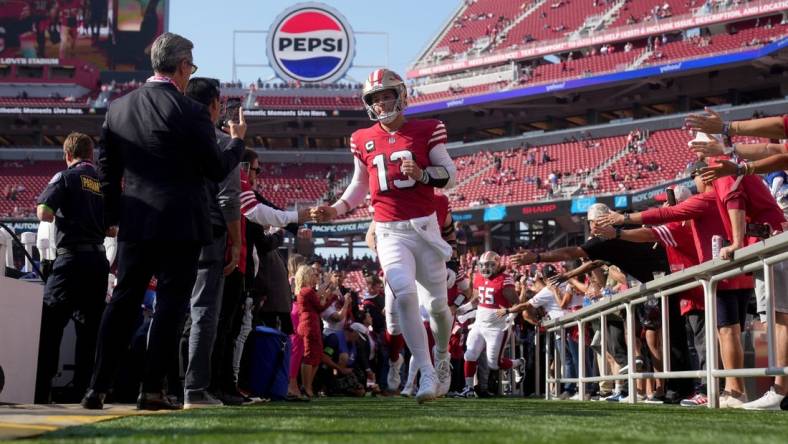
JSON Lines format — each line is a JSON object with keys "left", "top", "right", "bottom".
{"left": 251, "top": 167, "right": 262, "bottom": 174}
{"left": 187, "top": 61, "right": 198, "bottom": 75}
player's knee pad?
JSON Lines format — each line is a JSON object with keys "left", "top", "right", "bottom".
{"left": 425, "top": 297, "right": 451, "bottom": 318}
{"left": 385, "top": 267, "right": 417, "bottom": 300}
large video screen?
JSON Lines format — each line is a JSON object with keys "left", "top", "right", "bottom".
{"left": 0, "top": 0, "right": 167, "bottom": 72}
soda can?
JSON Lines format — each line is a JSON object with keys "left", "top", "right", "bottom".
{"left": 712, "top": 235, "right": 723, "bottom": 259}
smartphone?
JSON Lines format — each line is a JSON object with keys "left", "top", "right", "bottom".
{"left": 666, "top": 188, "right": 677, "bottom": 206}
{"left": 239, "top": 161, "right": 250, "bottom": 176}
{"left": 223, "top": 98, "right": 241, "bottom": 125}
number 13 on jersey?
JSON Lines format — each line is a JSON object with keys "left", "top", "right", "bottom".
{"left": 372, "top": 150, "right": 416, "bottom": 192}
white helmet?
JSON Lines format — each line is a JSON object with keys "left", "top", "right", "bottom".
{"left": 479, "top": 251, "right": 501, "bottom": 279}
{"left": 362, "top": 68, "right": 407, "bottom": 124}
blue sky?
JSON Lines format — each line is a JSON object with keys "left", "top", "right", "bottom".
{"left": 168, "top": 0, "right": 459, "bottom": 83}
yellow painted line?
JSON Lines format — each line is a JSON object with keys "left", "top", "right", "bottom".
{"left": 0, "top": 422, "right": 58, "bottom": 431}
{"left": 41, "top": 415, "right": 122, "bottom": 424}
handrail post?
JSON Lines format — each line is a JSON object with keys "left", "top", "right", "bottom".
{"left": 535, "top": 329, "right": 541, "bottom": 397}
{"left": 763, "top": 260, "right": 777, "bottom": 369}
{"left": 625, "top": 302, "right": 636, "bottom": 403}
{"left": 578, "top": 320, "right": 586, "bottom": 401}
{"left": 702, "top": 278, "right": 719, "bottom": 408}
{"left": 660, "top": 291, "right": 671, "bottom": 374}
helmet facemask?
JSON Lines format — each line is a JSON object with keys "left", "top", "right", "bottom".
{"left": 479, "top": 259, "right": 498, "bottom": 278}
{"left": 363, "top": 88, "right": 404, "bottom": 124}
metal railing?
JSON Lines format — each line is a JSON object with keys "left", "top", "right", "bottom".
{"left": 540, "top": 231, "right": 788, "bottom": 408}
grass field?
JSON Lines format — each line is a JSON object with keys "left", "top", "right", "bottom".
{"left": 31, "top": 397, "right": 788, "bottom": 444}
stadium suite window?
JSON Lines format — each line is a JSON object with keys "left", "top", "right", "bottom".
{"left": 50, "top": 67, "right": 76, "bottom": 80}
{"left": 18, "top": 66, "right": 44, "bottom": 79}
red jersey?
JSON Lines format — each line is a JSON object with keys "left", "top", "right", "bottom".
{"left": 435, "top": 193, "right": 451, "bottom": 229}
{"left": 29, "top": 0, "right": 54, "bottom": 17}
{"left": 473, "top": 272, "right": 515, "bottom": 309}
{"left": 711, "top": 166, "right": 786, "bottom": 243}
{"left": 641, "top": 192, "right": 752, "bottom": 290}
{"left": 649, "top": 222, "right": 704, "bottom": 315}
{"left": 350, "top": 119, "right": 447, "bottom": 222}
{"left": 58, "top": 0, "right": 81, "bottom": 26}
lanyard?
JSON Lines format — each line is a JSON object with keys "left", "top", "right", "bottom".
{"left": 146, "top": 75, "right": 180, "bottom": 92}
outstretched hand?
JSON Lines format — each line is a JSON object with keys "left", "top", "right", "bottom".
{"left": 699, "top": 159, "right": 738, "bottom": 184}
{"left": 685, "top": 107, "right": 724, "bottom": 135}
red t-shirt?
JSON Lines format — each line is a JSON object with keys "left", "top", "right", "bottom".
{"left": 649, "top": 222, "right": 704, "bottom": 315}
{"left": 350, "top": 119, "right": 448, "bottom": 222}
{"left": 640, "top": 192, "right": 752, "bottom": 290}
{"left": 711, "top": 164, "right": 786, "bottom": 243}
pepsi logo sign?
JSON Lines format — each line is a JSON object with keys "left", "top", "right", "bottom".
{"left": 267, "top": 3, "right": 355, "bottom": 83}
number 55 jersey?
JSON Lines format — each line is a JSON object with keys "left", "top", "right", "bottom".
{"left": 473, "top": 271, "right": 516, "bottom": 330}
{"left": 350, "top": 119, "right": 447, "bottom": 222}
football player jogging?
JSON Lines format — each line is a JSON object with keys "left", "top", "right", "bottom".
{"left": 460, "top": 251, "right": 524, "bottom": 398}
{"left": 366, "top": 193, "right": 467, "bottom": 396}
{"left": 313, "top": 69, "right": 457, "bottom": 403}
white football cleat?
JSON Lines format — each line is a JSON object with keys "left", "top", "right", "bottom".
{"left": 387, "top": 354, "right": 404, "bottom": 392}
{"left": 400, "top": 382, "right": 416, "bottom": 397}
{"left": 415, "top": 370, "right": 437, "bottom": 404}
{"left": 434, "top": 348, "right": 452, "bottom": 397}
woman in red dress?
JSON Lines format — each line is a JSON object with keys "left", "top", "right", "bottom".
{"left": 295, "top": 265, "right": 336, "bottom": 397}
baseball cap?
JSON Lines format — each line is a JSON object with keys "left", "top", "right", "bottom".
{"left": 687, "top": 131, "right": 721, "bottom": 147}
{"left": 586, "top": 203, "right": 610, "bottom": 221}
{"left": 349, "top": 322, "right": 369, "bottom": 341}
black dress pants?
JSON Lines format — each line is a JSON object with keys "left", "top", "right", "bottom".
{"left": 89, "top": 240, "right": 200, "bottom": 394}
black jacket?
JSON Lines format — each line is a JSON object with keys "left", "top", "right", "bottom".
{"left": 98, "top": 81, "right": 243, "bottom": 244}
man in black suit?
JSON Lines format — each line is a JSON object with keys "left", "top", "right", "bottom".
{"left": 82, "top": 32, "right": 246, "bottom": 410}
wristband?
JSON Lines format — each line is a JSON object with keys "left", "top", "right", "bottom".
{"left": 623, "top": 213, "right": 631, "bottom": 223}
{"left": 722, "top": 122, "right": 731, "bottom": 137}
{"left": 615, "top": 227, "right": 622, "bottom": 239}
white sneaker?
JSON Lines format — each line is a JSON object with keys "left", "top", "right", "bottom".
{"left": 742, "top": 387, "right": 785, "bottom": 411}
{"left": 569, "top": 392, "right": 581, "bottom": 401}
{"left": 512, "top": 359, "right": 525, "bottom": 384}
{"left": 415, "top": 370, "right": 438, "bottom": 404}
{"left": 387, "top": 355, "right": 404, "bottom": 391}
{"left": 719, "top": 391, "right": 748, "bottom": 409}
{"left": 460, "top": 386, "right": 477, "bottom": 398}
{"left": 183, "top": 391, "right": 223, "bottom": 410}
{"left": 434, "top": 349, "right": 452, "bottom": 397}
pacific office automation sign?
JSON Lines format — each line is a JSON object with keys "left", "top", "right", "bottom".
{"left": 267, "top": 3, "right": 356, "bottom": 84}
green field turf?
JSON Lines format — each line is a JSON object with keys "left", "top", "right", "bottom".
{"left": 31, "top": 397, "right": 788, "bottom": 444}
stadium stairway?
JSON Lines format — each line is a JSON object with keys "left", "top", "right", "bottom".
{"left": 568, "top": 0, "right": 627, "bottom": 42}
{"left": 567, "top": 137, "right": 633, "bottom": 196}
{"left": 491, "top": 0, "right": 547, "bottom": 50}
